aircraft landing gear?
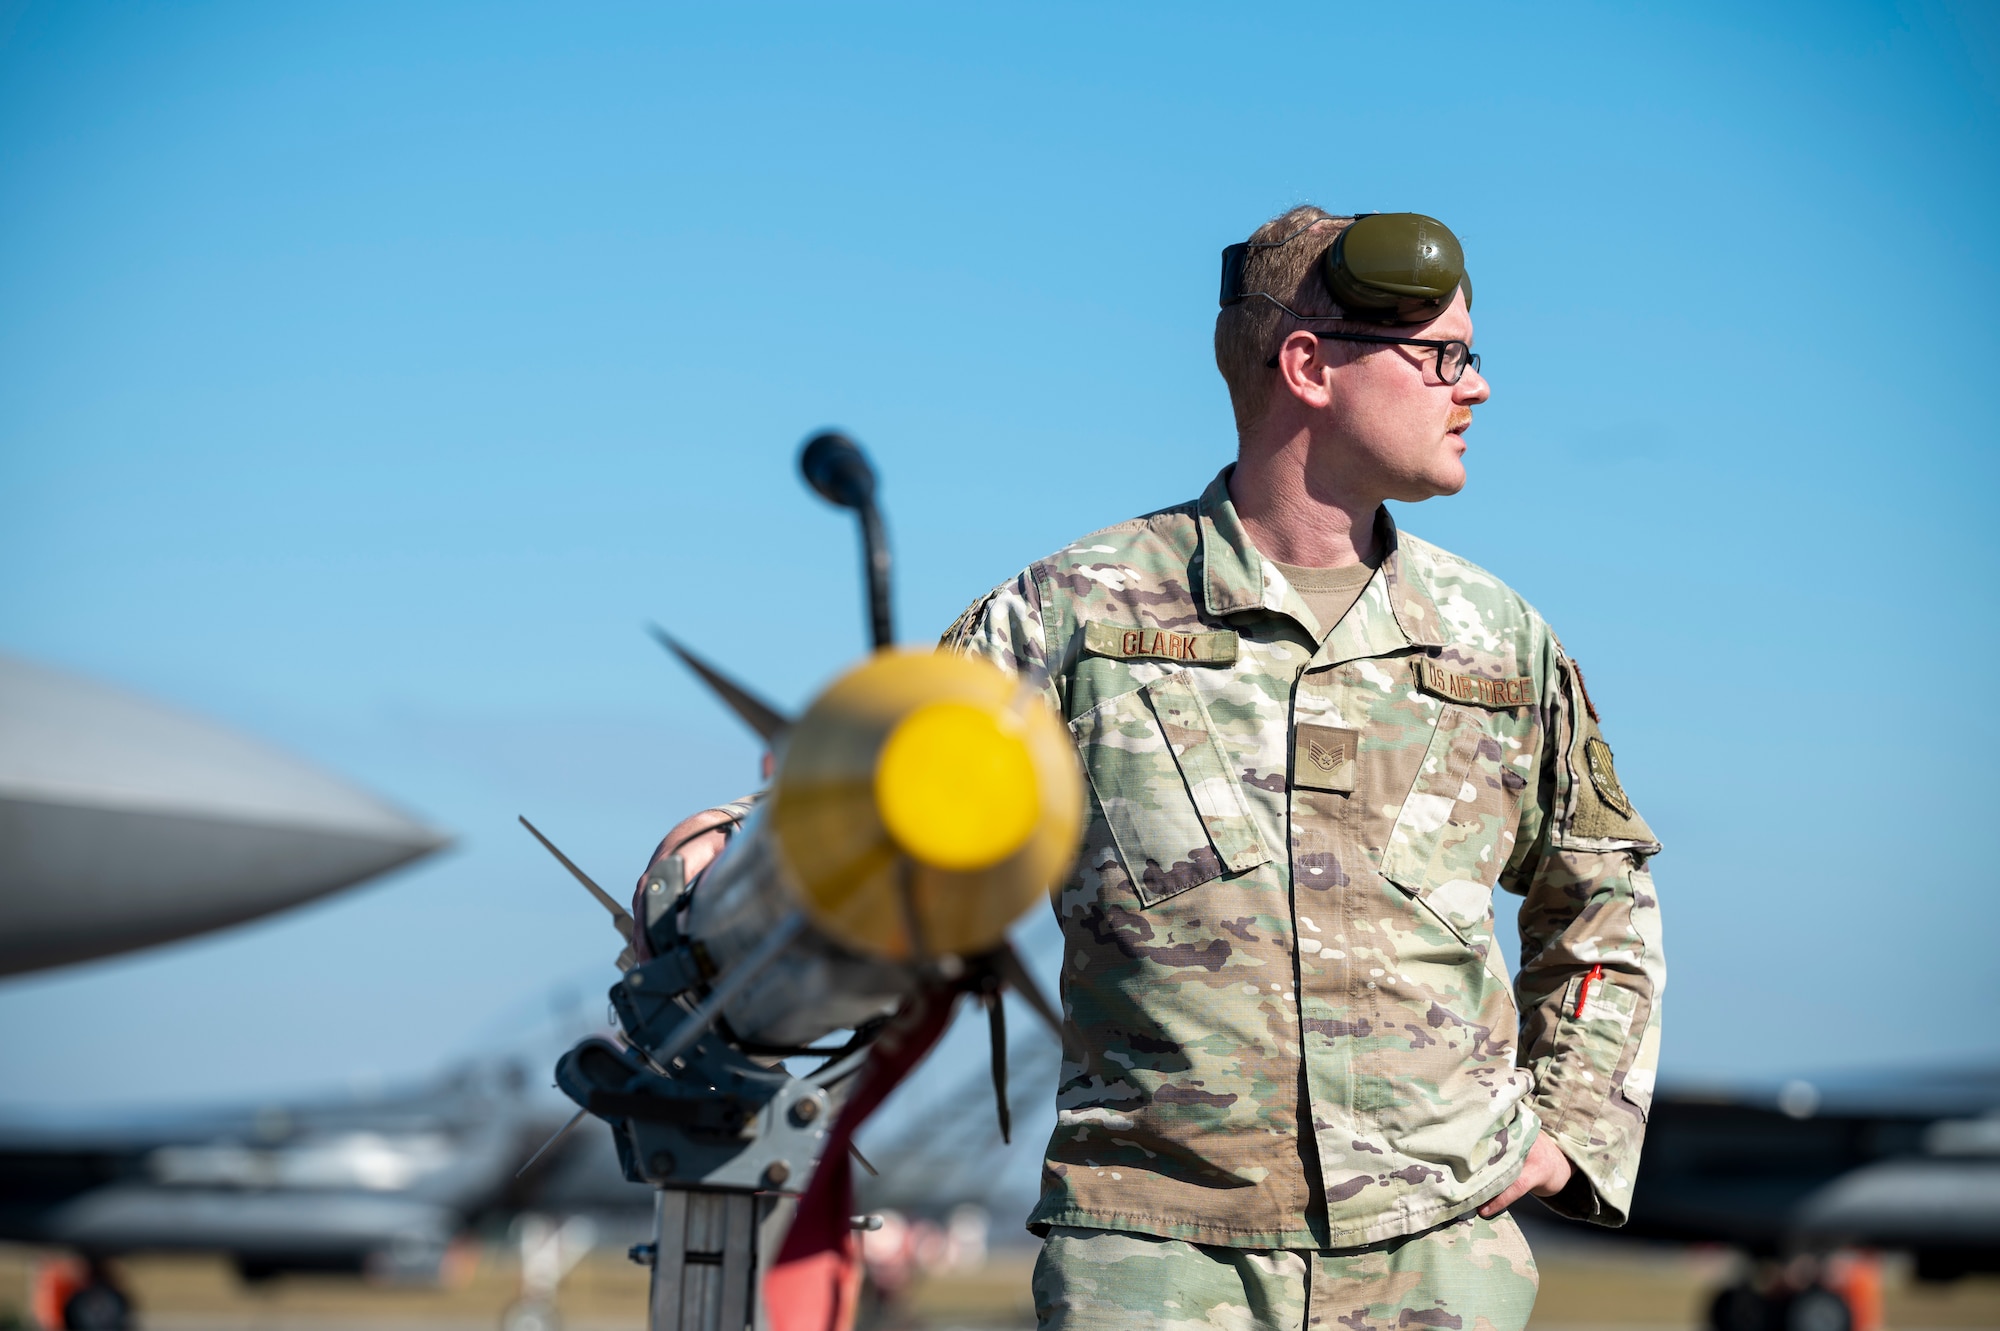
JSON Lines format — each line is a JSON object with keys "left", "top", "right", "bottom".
{"left": 60, "top": 1265, "right": 134, "bottom": 1331}
{"left": 1707, "top": 1249, "right": 1882, "bottom": 1331}
{"left": 61, "top": 1281, "right": 132, "bottom": 1331}
{"left": 1785, "top": 1285, "right": 1856, "bottom": 1331}
{"left": 1707, "top": 1280, "right": 1854, "bottom": 1331}
{"left": 31, "top": 1256, "right": 133, "bottom": 1331}
{"left": 1708, "top": 1281, "right": 1770, "bottom": 1331}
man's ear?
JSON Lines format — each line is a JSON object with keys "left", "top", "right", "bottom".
{"left": 1273, "top": 330, "right": 1334, "bottom": 409}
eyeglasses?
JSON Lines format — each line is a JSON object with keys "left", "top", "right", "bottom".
{"left": 1265, "top": 331, "right": 1481, "bottom": 385}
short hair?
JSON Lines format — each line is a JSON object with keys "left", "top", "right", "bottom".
{"left": 1212, "top": 204, "right": 1355, "bottom": 433}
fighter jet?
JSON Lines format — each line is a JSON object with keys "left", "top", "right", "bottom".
{"left": 1591, "top": 1066, "right": 2000, "bottom": 1329}
{"left": 0, "top": 652, "right": 448, "bottom": 976}
{"left": 0, "top": 1050, "right": 655, "bottom": 1330}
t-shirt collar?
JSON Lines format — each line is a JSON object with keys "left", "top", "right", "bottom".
{"left": 1196, "top": 464, "right": 1446, "bottom": 649}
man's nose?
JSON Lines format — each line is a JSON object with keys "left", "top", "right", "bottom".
{"left": 1455, "top": 365, "right": 1491, "bottom": 405}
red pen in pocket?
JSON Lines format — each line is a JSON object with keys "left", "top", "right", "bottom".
{"left": 1574, "top": 964, "right": 1604, "bottom": 1019}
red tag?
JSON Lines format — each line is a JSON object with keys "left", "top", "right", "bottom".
{"left": 1573, "top": 964, "right": 1604, "bottom": 1019}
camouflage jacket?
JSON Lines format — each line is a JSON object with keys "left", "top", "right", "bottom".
{"left": 941, "top": 468, "right": 1665, "bottom": 1249}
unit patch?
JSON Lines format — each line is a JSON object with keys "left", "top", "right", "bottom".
{"left": 1082, "top": 621, "right": 1239, "bottom": 664}
{"left": 937, "top": 589, "right": 997, "bottom": 650}
{"left": 1414, "top": 658, "right": 1534, "bottom": 709}
{"left": 1292, "top": 723, "right": 1360, "bottom": 794}
{"left": 1584, "top": 736, "right": 1633, "bottom": 818}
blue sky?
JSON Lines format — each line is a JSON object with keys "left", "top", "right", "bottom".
{"left": 2, "top": 0, "right": 1996, "bottom": 1120}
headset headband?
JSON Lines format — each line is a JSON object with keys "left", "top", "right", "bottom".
{"left": 1219, "top": 212, "right": 1470, "bottom": 326}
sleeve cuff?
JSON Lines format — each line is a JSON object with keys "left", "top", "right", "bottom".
{"left": 1530, "top": 1103, "right": 1638, "bottom": 1227}
{"left": 1534, "top": 1155, "right": 1606, "bottom": 1223}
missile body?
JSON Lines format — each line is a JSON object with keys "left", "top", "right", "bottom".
{"left": 678, "top": 810, "right": 911, "bottom": 1047}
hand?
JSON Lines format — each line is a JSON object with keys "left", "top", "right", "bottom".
{"left": 1478, "top": 1132, "right": 1574, "bottom": 1217}
{"left": 626, "top": 810, "right": 738, "bottom": 961}
{"left": 645, "top": 811, "right": 732, "bottom": 885}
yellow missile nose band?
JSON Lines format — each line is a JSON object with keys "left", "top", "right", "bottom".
{"left": 874, "top": 701, "right": 1038, "bottom": 871}
{"left": 769, "top": 648, "right": 1081, "bottom": 960}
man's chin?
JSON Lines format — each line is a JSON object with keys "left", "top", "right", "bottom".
{"left": 1391, "top": 465, "right": 1467, "bottom": 503}
{"left": 1432, "top": 443, "right": 1470, "bottom": 494}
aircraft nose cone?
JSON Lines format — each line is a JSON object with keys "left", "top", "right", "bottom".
{"left": 0, "top": 654, "right": 450, "bottom": 977}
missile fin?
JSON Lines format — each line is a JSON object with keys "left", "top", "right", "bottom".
{"left": 519, "top": 816, "right": 636, "bottom": 939}
{"left": 516, "top": 1106, "right": 589, "bottom": 1179}
{"left": 647, "top": 626, "right": 792, "bottom": 745}
{"left": 985, "top": 989, "right": 1011, "bottom": 1144}
{"left": 992, "top": 940, "right": 1062, "bottom": 1037}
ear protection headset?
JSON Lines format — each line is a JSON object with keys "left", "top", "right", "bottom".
{"left": 1219, "top": 212, "right": 1470, "bottom": 326}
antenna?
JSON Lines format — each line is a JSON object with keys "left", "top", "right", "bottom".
{"left": 800, "top": 431, "right": 893, "bottom": 650}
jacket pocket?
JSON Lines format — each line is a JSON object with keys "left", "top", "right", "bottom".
{"left": 1068, "top": 670, "right": 1272, "bottom": 907}
{"left": 1540, "top": 974, "right": 1646, "bottom": 1127}
{"left": 1378, "top": 704, "right": 1507, "bottom": 897}
{"left": 1378, "top": 706, "right": 1518, "bottom": 993}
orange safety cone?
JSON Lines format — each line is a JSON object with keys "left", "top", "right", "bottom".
{"left": 29, "top": 1255, "right": 86, "bottom": 1331}
{"left": 1826, "top": 1250, "right": 1884, "bottom": 1331}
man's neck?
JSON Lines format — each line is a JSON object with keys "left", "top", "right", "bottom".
{"left": 1229, "top": 428, "right": 1384, "bottom": 569}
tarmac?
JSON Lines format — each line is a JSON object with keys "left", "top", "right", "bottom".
{"left": 3, "top": 1237, "right": 1998, "bottom": 1330}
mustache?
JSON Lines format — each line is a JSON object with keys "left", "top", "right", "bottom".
{"left": 1447, "top": 407, "right": 1474, "bottom": 433}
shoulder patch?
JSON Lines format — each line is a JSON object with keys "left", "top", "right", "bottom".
{"left": 1082, "top": 621, "right": 1238, "bottom": 664}
{"left": 1566, "top": 711, "right": 1657, "bottom": 845}
{"left": 1583, "top": 737, "right": 1633, "bottom": 817}
{"left": 1554, "top": 654, "right": 1657, "bottom": 845}
{"left": 1415, "top": 658, "right": 1534, "bottom": 709}
{"left": 938, "top": 590, "right": 998, "bottom": 650}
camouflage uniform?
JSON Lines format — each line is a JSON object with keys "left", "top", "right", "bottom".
{"left": 941, "top": 468, "right": 1664, "bottom": 1320}
{"left": 1033, "top": 1211, "right": 1538, "bottom": 1331}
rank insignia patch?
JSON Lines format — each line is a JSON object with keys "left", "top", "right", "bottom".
{"left": 1584, "top": 736, "right": 1633, "bottom": 818}
{"left": 1293, "top": 723, "right": 1360, "bottom": 794}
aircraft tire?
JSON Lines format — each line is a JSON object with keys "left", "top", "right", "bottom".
{"left": 1781, "top": 1286, "right": 1853, "bottom": 1331}
{"left": 1708, "top": 1283, "right": 1772, "bottom": 1331}
{"left": 61, "top": 1281, "right": 133, "bottom": 1331}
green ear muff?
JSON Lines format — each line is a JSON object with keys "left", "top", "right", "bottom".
{"left": 1323, "top": 213, "right": 1469, "bottom": 325}
{"left": 1219, "top": 211, "right": 1471, "bottom": 326}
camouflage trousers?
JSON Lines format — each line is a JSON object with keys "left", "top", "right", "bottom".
{"left": 1032, "top": 1210, "right": 1539, "bottom": 1331}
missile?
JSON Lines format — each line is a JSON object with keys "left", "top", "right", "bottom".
{"left": 545, "top": 434, "right": 1081, "bottom": 1209}
{"left": 530, "top": 432, "right": 1080, "bottom": 1331}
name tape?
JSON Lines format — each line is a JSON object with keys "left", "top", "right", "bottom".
{"left": 1083, "top": 621, "right": 1239, "bottom": 664}
{"left": 1415, "top": 658, "right": 1534, "bottom": 709}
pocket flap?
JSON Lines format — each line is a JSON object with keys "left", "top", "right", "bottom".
{"left": 1378, "top": 706, "right": 1487, "bottom": 890}
{"left": 1560, "top": 972, "right": 1639, "bottom": 1032}
{"left": 1068, "top": 673, "right": 1271, "bottom": 908}
{"left": 1144, "top": 672, "right": 1270, "bottom": 877}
